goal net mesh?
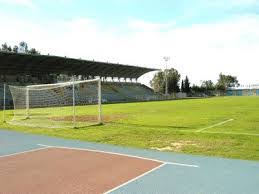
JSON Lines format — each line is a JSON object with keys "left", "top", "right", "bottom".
{"left": 8, "top": 79, "right": 101, "bottom": 128}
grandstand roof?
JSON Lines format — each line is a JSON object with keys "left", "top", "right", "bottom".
{"left": 228, "top": 84, "right": 259, "bottom": 90}
{"left": 0, "top": 52, "right": 158, "bottom": 79}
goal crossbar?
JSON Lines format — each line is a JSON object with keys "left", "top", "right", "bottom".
{"left": 24, "top": 78, "right": 100, "bottom": 90}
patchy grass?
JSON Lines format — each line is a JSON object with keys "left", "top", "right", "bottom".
{"left": 0, "top": 96, "right": 259, "bottom": 161}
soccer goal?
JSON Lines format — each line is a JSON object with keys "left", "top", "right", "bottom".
{"left": 8, "top": 78, "right": 102, "bottom": 128}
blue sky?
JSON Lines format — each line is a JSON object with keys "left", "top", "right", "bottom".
{"left": 0, "top": 0, "right": 259, "bottom": 85}
{"left": 1, "top": 0, "right": 258, "bottom": 25}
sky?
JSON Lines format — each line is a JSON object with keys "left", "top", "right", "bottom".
{"left": 0, "top": 0, "right": 259, "bottom": 86}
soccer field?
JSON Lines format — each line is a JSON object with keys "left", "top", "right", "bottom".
{"left": 1, "top": 96, "right": 259, "bottom": 161}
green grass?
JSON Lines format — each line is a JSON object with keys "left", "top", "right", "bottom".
{"left": 1, "top": 96, "right": 259, "bottom": 161}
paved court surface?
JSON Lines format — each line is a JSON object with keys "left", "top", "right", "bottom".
{"left": 0, "top": 129, "right": 259, "bottom": 194}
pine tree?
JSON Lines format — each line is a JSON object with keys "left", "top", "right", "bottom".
{"left": 184, "top": 76, "right": 191, "bottom": 94}
{"left": 181, "top": 80, "right": 185, "bottom": 92}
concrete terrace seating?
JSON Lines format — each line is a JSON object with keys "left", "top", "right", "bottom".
{"left": 0, "top": 82, "right": 158, "bottom": 109}
{"left": 101, "top": 82, "right": 157, "bottom": 103}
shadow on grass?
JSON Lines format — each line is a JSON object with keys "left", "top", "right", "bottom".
{"left": 110, "top": 122, "right": 191, "bottom": 130}
{"left": 14, "top": 113, "right": 50, "bottom": 116}
{"left": 74, "top": 122, "right": 104, "bottom": 130}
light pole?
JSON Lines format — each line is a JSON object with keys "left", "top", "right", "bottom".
{"left": 163, "top": 56, "right": 170, "bottom": 96}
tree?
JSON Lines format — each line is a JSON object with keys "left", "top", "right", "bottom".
{"left": 1, "top": 43, "right": 12, "bottom": 52}
{"left": 0, "top": 41, "right": 40, "bottom": 55}
{"left": 150, "top": 68, "right": 181, "bottom": 94}
{"left": 216, "top": 73, "right": 239, "bottom": 90}
{"left": 201, "top": 80, "right": 214, "bottom": 91}
{"left": 191, "top": 84, "right": 205, "bottom": 93}
{"left": 13, "top": 45, "right": 19, "bottom": 53}
{"left": 201, "top": 80, "right": 215, "bottom": 95}
{"left": 184, "top": 76, "right": 191, "bottom": 94}
{"left": 1, "top": 43, "right": 9, "bottom": 51}
{"left": 28, "top": 48, "right": 40, "bottom": 55}
{"left": 150, "top": 71, "right": 165, "bottom": 93}
{"left": 167, "top": 68, "right": 181, "bottom": 93}
{"left": 19, "top": 41, "right": 28, "bottom": 53}
{"left": 181, "top": 80, "right": 184, "bottom": 92}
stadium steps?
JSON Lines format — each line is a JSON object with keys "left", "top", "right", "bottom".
{"left": 0, "top": 82, "right": 158, "bottom": 108}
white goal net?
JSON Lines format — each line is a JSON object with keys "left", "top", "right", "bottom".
{"left": 8, "top": 78, "right": 102, "bottom": 128}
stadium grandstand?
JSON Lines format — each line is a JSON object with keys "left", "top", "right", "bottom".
{"left": 0, "top": 51, "right": 160, "bottom": 109}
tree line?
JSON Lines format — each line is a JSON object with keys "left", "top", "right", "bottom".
{"left": 0, "top": 41, "right": 40, "bottom": 55}
{"left": 150, "top": 69, "right": 239, "bottom": 96}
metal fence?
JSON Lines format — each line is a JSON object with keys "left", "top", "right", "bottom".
{"left": 227, "top": 89, "right": 259, "bottom": 96}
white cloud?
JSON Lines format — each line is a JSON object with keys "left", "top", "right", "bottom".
{"left": 128, "top": 20, "right": 176, "bottom": 32}
{"left": 0, "top": 0, "right": 35, "bottom": 9}
{"left": 0, "top": 14, "right": 259, "bottom": 86}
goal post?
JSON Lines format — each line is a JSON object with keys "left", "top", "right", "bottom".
{"left": 98, "top": 78, "right": 102, "bottom": 124}
{"left": 26, "top": 87, "right": 30, "bottom": 119}
{"left": 72, "top": 76, "right": 76, "bottom": 128}
{"left": 8, "top": 78, "right": 102, "bottom": 128}
{"left": 2, "top": 83, "right": 6, "bottom": 123}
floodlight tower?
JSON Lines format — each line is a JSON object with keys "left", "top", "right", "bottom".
{"left": 163, "top": 56, "right": 170, "bottom": 96}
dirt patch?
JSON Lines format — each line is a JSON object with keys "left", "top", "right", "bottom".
{"left": 151, "top": 146, "right": 175, "bottom": 151}
{"left": 152, "top": 141, "right": 198, "bottom": 152}
{"left": 50, "top": 114, "right": 127, "bottom": 123}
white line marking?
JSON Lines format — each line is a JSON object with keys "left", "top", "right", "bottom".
{"left": 37, "top": 144, "right": 199, "bottom": 168}
{"left": 104, "top": 163, "right": 167, "bottom": 194}
{"left": 162, "top": 128, "right": 258, "bottom": 137}
{"left": 0, "top": 147, "right": 49, "bottom": 158}
{"left": 196, "top": 119, "right": 234, "bottom": 132}
{"left": 201, "top": 131, "right": 259, "bottom": 137}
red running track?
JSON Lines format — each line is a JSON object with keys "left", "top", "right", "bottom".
{"left": 0, "top": 148, "right": 161, "bottom": 194}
